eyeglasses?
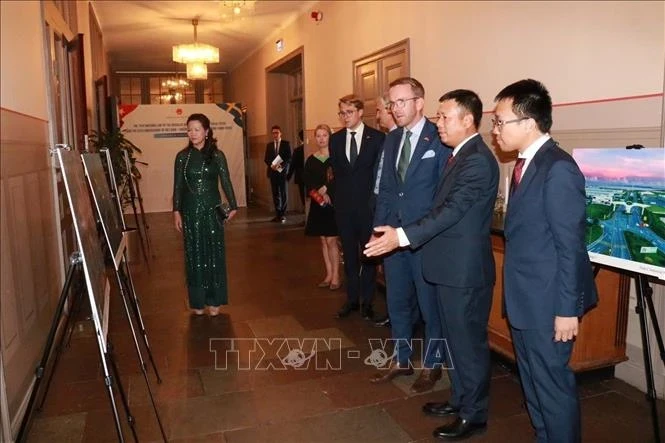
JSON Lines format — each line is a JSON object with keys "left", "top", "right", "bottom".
{"left": 491, "top": 117, "right": 529, "bottom": 129}
{"left": 387, "top": 97, "right": 419, "bottom": 110}
{"left": 338, "top": 110, "right": 357, "bottom": 117}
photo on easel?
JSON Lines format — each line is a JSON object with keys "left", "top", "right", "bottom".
{"left": 56, "top": 148, "right": 110, "bottom": 349}
{"left": 82, "top": 153, "right": 127, "bottom": 269}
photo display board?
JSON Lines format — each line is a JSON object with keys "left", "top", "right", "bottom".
{"left": 82, "top": 153, "right": 127, "bottom": 269}
{"left": 56, "top": 149, "right": 110, "bottom": 349}
{"left": 573, "top": 147, "right": 665, "bottom": 280}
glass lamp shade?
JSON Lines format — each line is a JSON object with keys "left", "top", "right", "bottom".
{"left": 186, "top": 63, "right": 208, "bottom": 80}
{"left": 172, "top": 43, "right": 219, "bottom": 64}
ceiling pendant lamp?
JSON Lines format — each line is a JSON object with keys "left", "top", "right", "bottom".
{"left": 172, "top": 19, "right": 219, "bottom": 65}
{"left": 186, "top": 62, "right": 208, "bottom": 80}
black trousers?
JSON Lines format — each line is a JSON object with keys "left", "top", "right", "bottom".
{"left": 270, "top": 173, "right": 288, "bottom": 217}
{"left": 336, "top": 211, "right": 376, "bottom": 306}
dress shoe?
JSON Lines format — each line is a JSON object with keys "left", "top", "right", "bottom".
{"left": 208, "top": 306, "right": 220, "bottom": 316}
{"left": 373, "top": 315, "right": 391, "bottom": 328}
{"left": 280, "top": 216, "right": 287, "bottom": 223}
{"left": 317, "top": 281, "right": 331, "bottom": 288}
{"left": 410, "top": 367, "right": 442, "bottom": 393}
{"left": 336, "top": 302, "right": 359, "bottom": 318}
{"left": 433, "top": 417, "right": 486, "bottom": 440}
{"left": 329, "top": 283, "right": 341, "bottom": 291}
{"left": 361, "top": 304, "right": 374, "bottom": 320}
{"left": 370, "top": 360, "right": 414, "bottom": 383}
{"left": 422, "top": 401, "right": 459, "bottom": 417}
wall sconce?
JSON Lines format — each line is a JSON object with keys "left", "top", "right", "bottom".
{"left": 310, "top": 11, "right": 323, "bottom": 22}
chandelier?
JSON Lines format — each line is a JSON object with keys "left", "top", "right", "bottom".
{"left": 172, "top": 19, "right": 219, "bottom": 79}
{"left": 220, "top": 1, "right": 256, "bottom": 21}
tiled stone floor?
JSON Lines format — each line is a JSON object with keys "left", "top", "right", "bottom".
{"left": 25, "top": 208, "right": 664, "bottom": 442}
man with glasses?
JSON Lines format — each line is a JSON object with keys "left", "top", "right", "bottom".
{"left": 370, "top": 77, "right": 446, "bottom": 394}
{"left": 494, "top": 79, "right": 597, "bottom": 443}
{"left": 371, "top": 92, "right": 399, "bottom": 329}
{"left": 329, "top": 94, "right": 385, "bottom": 320}
{"left": 366, "top": 89, "right": 498, "bottom": 440}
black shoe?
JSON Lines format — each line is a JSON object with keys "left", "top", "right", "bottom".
{"left": 373, "top": 315, "right": 391, "bottom": 328}
{"left": 423, "top": 401, "right": 459, "bottom": 417}
{"left": 433, "top": 417, "right": 486, "bottom": 440}
{"left": 361, "top": 305, "right": 374, "bottom": 320}
{"left": 336, "top": 302, "right": 359, "bottom": 318}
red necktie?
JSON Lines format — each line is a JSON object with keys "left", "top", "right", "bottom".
{"left": 446, "top": 154, "right": 455, "bottom": 168}
{"left": 511, "top": 158, "right": 526, "bottom": 192}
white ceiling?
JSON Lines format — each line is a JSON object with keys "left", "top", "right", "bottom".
{"left": 91, "top": 1, "right": 316, "bottom": 73}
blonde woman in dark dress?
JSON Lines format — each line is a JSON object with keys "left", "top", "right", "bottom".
{"left": 304, "top": 124, "right": 340, "bottom": 290}
{"left": 173, "top": 113, "right": 238, "bottom": 316}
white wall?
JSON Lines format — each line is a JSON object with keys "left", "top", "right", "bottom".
{"left": 227, "top": 1, "right": 664, "bottom": 135}
{"left": 0, "top": 0, "right": 49, "bottom": 119}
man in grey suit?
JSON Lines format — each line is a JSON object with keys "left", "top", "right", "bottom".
{"left": 366, "top": 89, "right": 499, "bottom": 440}
{"left": 494, "top": 79, "right": 597, "bottom": 443}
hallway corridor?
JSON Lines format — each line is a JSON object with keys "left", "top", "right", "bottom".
{"left": 26, "top": 208, "right": 664, "bottom": 442}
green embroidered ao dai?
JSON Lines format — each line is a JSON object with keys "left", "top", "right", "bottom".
{"left": 173, "top": 147, "right": 237, "bottom": 309}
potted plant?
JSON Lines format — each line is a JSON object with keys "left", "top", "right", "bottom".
{"left": 88, "top": 128, "right": 143, "bottom": 208}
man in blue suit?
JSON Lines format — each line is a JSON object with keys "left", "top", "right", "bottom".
{"left": 366, "top": 89, "right": 499, "bottom": 440}
{"left": 493, "top": 79, "right": 598, "bottom": 443}
{"left": 370, "top": 77, "right": 445, "bottom": 393}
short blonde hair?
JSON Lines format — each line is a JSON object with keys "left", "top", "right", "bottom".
{"left": 314, "top": 123, "right": 332, "bottom": 136}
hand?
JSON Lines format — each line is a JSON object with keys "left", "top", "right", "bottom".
{"left": 227, "top": 209, "right": 237, "bottom": 221}
{"left": 364, "top": 226, "right": 399, "bottom": 257}
{"left": 174, "top": 211, "right": 182, "bottom": 232}
{"left": 554, "top": 316, "right": 579, "bottom": 342}
{"left": 322, "top": 194, "right": 331, "bottom": 205}
{"left": 318, "top": 185, "right": 327, "bottom": 195}
{"left": 270, "top": 164, "right": 278, "bottom": 171}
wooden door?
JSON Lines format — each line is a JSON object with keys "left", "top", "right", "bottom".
{"left": 353, "top": 40, "right": 409, "bottom": 128}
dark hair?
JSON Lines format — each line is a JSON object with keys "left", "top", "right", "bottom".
{"left": 271, "top": 125, "right": 281, "bottom": 132}
{"left": 297, "top": 129, "right": 304, "bottom": 142}
{"left": 186, "top": 113, "right": 217, "bottom": 162}
{"left": 494, "top": 79, "right": 552, "bottom": 133}
{"left": 439, "top": 89, "right": 483, "bottom": 129}
{"left": 389, "top": 77, "right": 425, "bottom": 98}
{"left": 338, "top": 94, "right": 364, "bottom": 110}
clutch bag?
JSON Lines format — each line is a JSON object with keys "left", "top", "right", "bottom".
{"left": 214, "top": 202, "right": 232, "bottom": 226}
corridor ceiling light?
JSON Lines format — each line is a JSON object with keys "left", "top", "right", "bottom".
{"left": 172, "top": 19, "right": 219, "bottom": 64}
{"left": 186, "top": 62, "right": 208, "bottom": 80}
{"left": 220, "top": 0, "right": 256, "bottom": 21}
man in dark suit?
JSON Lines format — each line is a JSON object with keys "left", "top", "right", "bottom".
{"left": 329, "top": 94, "right": 385, "bottom": 320}
{"left": 287, "top": 129, "right": 305, "bottom": 206}
{"left": 493, "top": 79, "right": 597, "bottom": 443}
{"left": 264, "top": 125, "right": 291, "bottom": 222}
{"left": 366, "top": 89, "right": 499, "bottom": 440}
{"left": 372, "top": 92, "right": 399, "bottom": 329}
{"left": 371, "top": 77, "right": 445, "bottom": 393}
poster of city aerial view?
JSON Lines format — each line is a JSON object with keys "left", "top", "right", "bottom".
{"left": 572, "top": 148, "right": 665, "bottom": 280}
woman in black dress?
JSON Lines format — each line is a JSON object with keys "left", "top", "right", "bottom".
{"left": 304, "top": 124, "right": 340, "bottom": 290}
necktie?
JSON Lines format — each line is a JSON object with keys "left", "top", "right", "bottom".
{"left": 511, "top": 157, "right": 526, "bottom": 193}
{"left": 446, "top": 153, "right": 455, "bottom": 168}
{"left": 396, "top": 130, "right": 412, "bottom": 181}
{"left": 349, "top": 132, "right": 358, "bottom": 166}
{"left": 274, "top": 141, "right": 278, "bottom": 155}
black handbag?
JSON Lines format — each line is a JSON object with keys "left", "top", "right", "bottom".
{"left": 214, "top": 203, "right": 232, "bottom": 226}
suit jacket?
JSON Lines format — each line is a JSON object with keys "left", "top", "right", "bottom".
{"left": 287, "top": 144, "right": 304, "bottom": 184}
{"left": 329, "top": 125, "right": 385, "bottom": 216}
{"left": 503, "top": 139, "right": 598, "bottom": 329}
{"left": 404, "top": 134, "right": 499, "bottom": 287}
{"left": 374, "top": 120, "right": 447, "bottom": 228}
{"left": 264, "top": 139, "right": 292, "bottom": 178}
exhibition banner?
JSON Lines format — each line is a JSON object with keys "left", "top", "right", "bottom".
{"left": 119, "top": 103, "right": 247, "bottom": 213}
